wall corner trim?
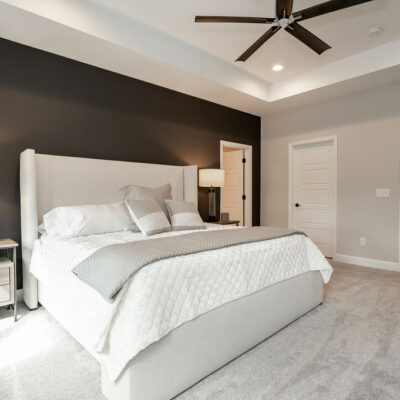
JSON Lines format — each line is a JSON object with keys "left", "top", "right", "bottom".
{"left": 334, "top": 253, "right": 400, "bottom": 273}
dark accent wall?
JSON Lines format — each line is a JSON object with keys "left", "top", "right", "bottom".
{"left": 0, "top": 38, "right": 260, "bottom": 288}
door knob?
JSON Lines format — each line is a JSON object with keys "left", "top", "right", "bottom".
{"left": 295, "top": 203, "right": 301, "bottom": 208}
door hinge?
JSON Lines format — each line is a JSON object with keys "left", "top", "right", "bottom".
{"left": 242, "top": 195, "right": 246, "bottom": 200}
{"left": 242, "top": 158, "right": 246, "bottom": 164}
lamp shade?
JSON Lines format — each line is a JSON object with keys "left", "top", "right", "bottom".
{"left": 199, "top": 169, "right": 225, "bottom": 188}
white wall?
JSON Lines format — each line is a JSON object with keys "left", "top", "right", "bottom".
{"left": 261, "top": 82, "right": 400, "bottom": 264}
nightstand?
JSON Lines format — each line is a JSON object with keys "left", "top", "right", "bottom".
{"left": 207, "top": 220, "right": 241, "bottom": 227}
{"left": 0, "top": 239, "right": 18, "bottom": 321}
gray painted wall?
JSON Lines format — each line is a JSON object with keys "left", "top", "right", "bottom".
{"left": 261, "top": 82, "right": 400, "bottom": 263}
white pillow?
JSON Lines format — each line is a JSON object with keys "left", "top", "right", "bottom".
{"left": 42, "top": 202, "right": 131, "bottom": 239}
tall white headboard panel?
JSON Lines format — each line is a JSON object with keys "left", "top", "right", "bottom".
{"left": 20, "top": 149, "right": 198, "bottom": 309}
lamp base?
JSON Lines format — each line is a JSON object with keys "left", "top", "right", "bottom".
{"left": 208, "top": 187, "right": 217, "bottom": 222}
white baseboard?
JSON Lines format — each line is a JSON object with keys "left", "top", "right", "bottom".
{"left": 334, "top": 254, "right": 400, "bottom": 273}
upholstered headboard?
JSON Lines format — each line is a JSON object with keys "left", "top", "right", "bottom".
{"left": 20, "top": 149, "right": 198, "bottom": 309}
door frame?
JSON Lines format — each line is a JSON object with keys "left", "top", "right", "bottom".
{"left": 288, "top": 136, "right": 337, "bottom": 256}
{"left": 220, "top": 140, "right": 252, "bottom": 226}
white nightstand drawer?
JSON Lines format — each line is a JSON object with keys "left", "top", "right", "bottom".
{"left": 0, "top": 284, "right": 10, "bottom": 303}
{"left": 0, "top": 269, "right": 9, "bottom": 285}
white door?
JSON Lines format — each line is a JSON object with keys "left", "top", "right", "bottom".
{"left": 222, "top": 149, "right": 244, "bottom": 225}
{"left": 292, "top": 141, "right": 336, "bottom": 257}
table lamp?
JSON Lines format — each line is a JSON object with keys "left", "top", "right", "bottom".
{"left": 199, "top": 169, "right": 225, "bottom": 222}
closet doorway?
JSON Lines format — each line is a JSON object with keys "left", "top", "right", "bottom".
{"left": 220, "top": 141, "right": 252, "bottom": 226}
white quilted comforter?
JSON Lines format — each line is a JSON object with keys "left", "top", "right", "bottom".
{"left": 30, "top": 225, "right": 332, "bottom": 381}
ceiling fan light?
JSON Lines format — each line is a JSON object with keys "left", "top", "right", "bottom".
{"left": 272, "top": 64, "right": 284, "bottom": 71}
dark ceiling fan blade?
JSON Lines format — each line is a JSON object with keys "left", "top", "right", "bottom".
{"left": 195, "top": 16, "right": 276, "bottom": 24}
{"left": 285, "top": 22, "right": 331, "bottom": 54}
{"left": 276, "top": 0, "right": 294, "bottom": 18}
{"left": 236, "top": 26, "right": 281, "bottom": 62}
{"left": 293, "top": 0, "right": 375, "bottom": 21}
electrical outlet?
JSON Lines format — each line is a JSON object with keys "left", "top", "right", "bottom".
{"left": 360, "top": 237, "right": 367, "bottom": 247}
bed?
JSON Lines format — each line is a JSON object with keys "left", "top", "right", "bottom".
{"left": 20, "top": 149, "right": 332, "bottom": 400}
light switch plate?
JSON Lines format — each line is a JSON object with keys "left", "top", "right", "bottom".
{"left": 360, "top": 237, "right": 367, "bottom": 247}
{"left": 376, "top": 188, "right": 390, "bottom": 198}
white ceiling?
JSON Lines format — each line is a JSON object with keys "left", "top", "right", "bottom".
{"left": 1, "top": 0, "right": 400, "bottom": 115}
{"left": 88, "top": 0, "right": 400, "bottom": 83}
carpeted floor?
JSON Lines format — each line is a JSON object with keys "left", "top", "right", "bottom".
{"left": 1, "top": 261, "right": 400, "bottom": 400}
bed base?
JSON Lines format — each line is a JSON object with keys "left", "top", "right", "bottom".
{"left": 39, "top": 271, "right": 323, "bottom": 400}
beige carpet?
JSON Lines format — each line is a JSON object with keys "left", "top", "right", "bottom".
{"left": 1, "top": 262, "right": 400, "bottom": 400}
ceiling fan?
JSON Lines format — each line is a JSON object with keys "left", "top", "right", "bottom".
{"left": 195, "top": 0, "right": 375, "bottom": 61}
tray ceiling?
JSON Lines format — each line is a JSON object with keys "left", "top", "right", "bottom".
{"left": 1, "top": 0, "right": 400, "bottom": 114}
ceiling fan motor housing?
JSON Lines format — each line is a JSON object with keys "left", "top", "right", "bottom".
{"left": 277, "top": 14, "right": 299, "bottom": 28}
{"left": 278, "top": 17, "right": 290, "bottom": 27}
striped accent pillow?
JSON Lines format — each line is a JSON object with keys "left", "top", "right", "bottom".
{"left": 121, "top": 183, "right": 172, "bottom": 232}
{"left": 164, "top": 200, "right": 205, "bottom": 231}
{"left": 125, "top": 199, "right": 171, "bottom": 236}
{"left": 121, "top": 183, "right": 172, "bottom": 217}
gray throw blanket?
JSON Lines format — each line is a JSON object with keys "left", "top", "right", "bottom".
{"left": 72, "top": 226, "right": 304, "bottom": 302}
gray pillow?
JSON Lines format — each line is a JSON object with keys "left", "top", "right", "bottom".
{"left": 121, "top": 183, "right": 172, "bottom": 231}
{"left": 121, "top": 183, "right": 171, "bottom": 213}
{"left": 125, "top": 199, "right": 171, "bottom": 236}
{"left": 164, "top": 199, "right": 205, "bottom": 231}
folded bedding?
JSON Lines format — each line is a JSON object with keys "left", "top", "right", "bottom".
{"left": 30, "top": 225, "right": 333, "bottom": 382}
{"left": 72, "top": 226, "right": 306, "bottom": 302}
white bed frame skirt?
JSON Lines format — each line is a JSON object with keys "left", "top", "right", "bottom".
{"left": 39, "top": 272, "right": 322, "bottom": 400}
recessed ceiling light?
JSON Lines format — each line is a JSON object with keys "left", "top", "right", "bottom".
{"left": 272, "top": 64, "right": 283, "bottom": 72}
{"left": 368, "top": 26, "right": 383, "bottom": 37}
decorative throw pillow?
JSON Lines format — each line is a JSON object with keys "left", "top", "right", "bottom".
{"left": 121, "top": 183, "right": 172, "bottom": 231}
{"left": 164, "top": 199, "right": 206, "bottom": 231}
{"left": 125, "top": 198, "right": 171, "bottom": 236}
